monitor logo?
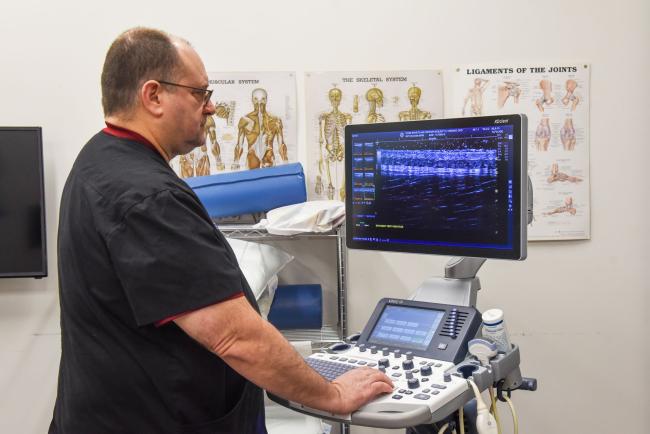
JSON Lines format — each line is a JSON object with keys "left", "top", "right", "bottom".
{"left": 388, "top": 299, "right": 404, "bottom": 304}
{"left": 494, "top": 119, "right": 509, "bottom": 124}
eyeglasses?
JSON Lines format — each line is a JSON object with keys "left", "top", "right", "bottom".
{"left": 157, "top": 80, "right": 213, "bottom": 105}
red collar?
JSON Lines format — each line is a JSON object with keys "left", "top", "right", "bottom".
{"left": 102, "top": 122, "right": 164, "bottom": 158}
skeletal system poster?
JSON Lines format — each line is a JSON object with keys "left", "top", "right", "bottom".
{"left": 305, "top": 70, "right": 443, "bottom": 201}
{"left": 450, "top": 63, "right": 591, "bottom": 241}
{"left": 171, "top": 71, "right": 297, "bottom": 178}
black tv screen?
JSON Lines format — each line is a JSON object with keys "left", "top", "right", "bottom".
{"left": 0, "top": 127, "right": 47, "bottom": 278}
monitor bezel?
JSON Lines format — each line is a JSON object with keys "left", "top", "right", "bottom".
{"left": 0, "top": 126, "right": 48, "bottom": 278}
{"left": 345, "top": 114, "right": 527, "bottom": 260}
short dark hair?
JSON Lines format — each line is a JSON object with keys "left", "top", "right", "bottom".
{"left": 101, "top": 27, "right": 182, "bottom": 117}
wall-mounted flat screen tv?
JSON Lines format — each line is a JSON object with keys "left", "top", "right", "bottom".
{"left": 0, "top": 127, "right": 47, "bottom": 278}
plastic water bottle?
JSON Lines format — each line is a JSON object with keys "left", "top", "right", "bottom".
{"left": 481, "top": 309, "right": 512, "bottom": 353}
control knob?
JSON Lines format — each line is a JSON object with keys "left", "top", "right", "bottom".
{"left": 420, "top": 365, "right": 433, "bottom": 376}
{"left": 402, "top": 360, "right": 414, "bottom": 370}
{"left": 379, "top": 358, "right": 390, "bottom": 368}
{"left": 407, "top": 378, "right": 420, "bottom": 389}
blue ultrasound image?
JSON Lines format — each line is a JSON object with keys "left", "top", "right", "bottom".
{"left": 376, "top": 146, "right": 498, "bottom": 232}
{"left": 350, "top": 126, "right": 514, "bottom": 248}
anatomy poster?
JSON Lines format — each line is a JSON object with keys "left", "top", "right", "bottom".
{"left": 171, "top": 71, "right": 297, "bottom": 178}
{"left": 305, "top": 70, "right": 443, "bottom": 201}
{"left": 450, "top": 64, "right": 591, "bottom": 241}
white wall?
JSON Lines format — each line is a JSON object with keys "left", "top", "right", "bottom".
{"left": 0, "top": 1, "right": 648, "bottom": 433}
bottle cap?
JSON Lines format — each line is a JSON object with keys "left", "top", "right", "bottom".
{"left": 482, "top": 308, "right": 504, "bottom": 326}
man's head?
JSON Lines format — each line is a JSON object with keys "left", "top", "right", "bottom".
{"left": 251, "top": 88, "right": 267, "bottom": 111}
{"left": 328, "top": 88, "right": 342, "bottom": 108}
{"left": 407, "top": 85, "right": 421, "bottom": 104}
{"left": 101, "top": 28, "right": 215, "bottom": 158}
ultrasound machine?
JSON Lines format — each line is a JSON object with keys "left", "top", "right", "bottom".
{"left": 269, "top": 114, "right": 537, "bottom": 434}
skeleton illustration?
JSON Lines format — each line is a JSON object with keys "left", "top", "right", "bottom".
{"left": 462, "top": 78, "right": 489, "bottom": 116}
{"left": 232, "top": 88, "right": 288, "bottom": 170}
{"left": 535, "top": 79, "right": 554, "bottom": 112}
{"left": 316, "top": 87, "right": 352, "bottom": 200}
{"left": 398, "top": 85, "right": 432, "bottom": 121}
{"left": 561, "top": 79, "right": 580, "bottom": 111}
{"left": 366, "top": 87, "right": 385, "bottom": 123}
{"left": 561, "top": 117, "right": 576, "bottom": 151}
{"left": 535, "top": 117, "right": 551, "bottom": 151}
{"left": 497, "top": 81, "right": 521, "bottom": 109}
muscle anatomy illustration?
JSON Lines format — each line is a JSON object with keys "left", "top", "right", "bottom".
{"left": 316, "top": 87, "right": 352, "bottom": 200}
{"left": 560, "top": 117, "right": 576, "bottom": 151}
{"left": 205, "top": 102, "right": 231, "bottom": 172}
{"left": 497, "top": 81, "right": 521, "bottom": 109}
{"left": 535, "top": 117, "right": 551, "bottom": 151}
{"left": 194, "top": 145, "right": 210, "bottom": 177}
{"left": 232, "top": 88, "right": 288, "bottom": 170}
{"left": 179, "top": 153, "right": 195, "bottom": 179}
{"left": 547, "top": 162, "right": 582, "bottom": 183}
{"left": 462, "top": 78, "right": 489, "bottom": 116}
{"left": 535, "top": 79, "right": 554, "bottom": 112}
{"left": 544, "top": 196, "right": 577, "bottom": 216}
{"left": 398, "top": 85, "right": 432, "bottom": 121}
{"left": 366, "top": 87, "right": 385, "bottom": 123}
{"left": 561, "top": 79, "right": 580, "bottom": 111}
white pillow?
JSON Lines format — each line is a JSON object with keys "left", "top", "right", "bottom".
{"left": 226, "top": 238, "right": 293, "bottom": 300}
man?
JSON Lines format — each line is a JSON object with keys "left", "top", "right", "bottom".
{"left": 50, "top": 27, "right": 393, "bottom": 434}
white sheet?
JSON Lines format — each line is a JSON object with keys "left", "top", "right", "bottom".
{"left": 255, "top": 200, "right": 345, "bottom": 235}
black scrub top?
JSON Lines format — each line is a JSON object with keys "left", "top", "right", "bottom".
{"left": 50, "top": 130, "right": 265, "bottom": 434}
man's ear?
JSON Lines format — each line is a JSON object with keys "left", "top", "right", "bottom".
{"left": 140, "top": 80, "right": 164, "bottom": 117}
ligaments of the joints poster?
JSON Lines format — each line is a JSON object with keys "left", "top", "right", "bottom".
{"left": 171, "top": 71, "right": 297, "bottom": 178}
{"left": 305, "top": 70, "right": 443, "bottom": 201}
{"left": 450, "top": 63, "right": 591, "bottom": 241}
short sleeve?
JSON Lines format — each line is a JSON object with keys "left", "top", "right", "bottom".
{"left": 106, "top": 189, "right": 244, "bottom": 326}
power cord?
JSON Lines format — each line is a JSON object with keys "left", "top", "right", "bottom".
{"left": 467, "top": 378, "right": 498, "bottom": 434}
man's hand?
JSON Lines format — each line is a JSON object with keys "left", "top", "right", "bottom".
{"left": 326, "top": 367, "right": 394, "bottom": 414}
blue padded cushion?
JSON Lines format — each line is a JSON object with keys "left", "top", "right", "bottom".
{"left": 185, "top": 163, "right": 307, "bottom": 218}
{"left": 268, "top": 284, "right": 323, "bottom": 330}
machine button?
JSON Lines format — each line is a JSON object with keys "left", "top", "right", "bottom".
{"left": 338, "top": 357, "right": 348, "bottom": 362}
{"left": 392, "top": 373, "right": 402, "bottom": 378}
{"left": 419, "top": 361, "right": 427, "bottom": 366}
{"left": 411, "top": 369, "right": 420, "bottom": 374}
{"left": 357, "top": 361, "right": 367, "bottom": 366}
{"left": 435, "top": 363, "right": 443, "bottom": 368}
{"left": 358, "top": 344, "right": 367, "bottom": 352}
{"left": 392, "top": 395, "right": 403, "bottom": 400}
{"left": 405, "top": 351, "right": 414, "bottom": 360}
{"left": 407, "top": 378, "right": 420, "bottom": 389}
{"left": 414, "top": 393, "right": 430, "bottom": 400}
{"left": 398, "top": 389, "right": 406, "bottom": 393}
{"left": 392, "top": 366, "right": 399, "bottom": 370}
{"left": 329, "top": 356, "right": 339, "bottom": 360}
{"left": 348, "top": 359, "right": 357, "bottom": 363}
{"left": 420, "top": 366, "right": 432, "bottom": 376}
{"left": 370, "top": 346, "right": 378, "bottom": 354}
{"left": 421, "top": 378, "right": 429, "bottom": 382}
{"left": 393, "top": 349, "right": 402, "bottom": 358}
{"left": 422, "top": 388, "right": 431, "bottom": 393}
{"left": 437, "top": 343, "right": 448, "bottom": 350}
{"left": 443, "top": 373, "right": 452, "bottom": 382}
{"left": 405, "top": 371, "right": 413, "bottom": 379}
{"left": 367, "top": 362, "right": 377, "bottom": 367}
{"left": 431, "top": 390, "right": 440, "bottom": 395}
{"left": 402, "top": 360, "right": 414, "bottom": 370}
{"left": 432, "top": 384, "right": 447, "bottom": 389}
{"left": 381, "top": 347, "right": 390, "bottom": 356}
{"left": 378, "top": 358, "right": 390, "bottom": 368}
{"left": 427, "top": 362, "right": 435, "bottom": 367}
{"left": 379, "top": 367, "right": 386, "bottom": 373}
{"left": 403, "top": 390, "right": 413, "bottom": 395}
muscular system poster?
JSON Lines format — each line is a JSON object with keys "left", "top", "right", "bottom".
{"left": 170, "top": 71, "right": 297, "bottom": 178}
{"left": 450, "top": 63, "right": 591, "bottom": 241}
{"left": 305, "top": 70, "right": 443, "bottom": 201}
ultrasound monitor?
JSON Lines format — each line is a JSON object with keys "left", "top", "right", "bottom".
{"left": 345, "top": 114, "right": 527, "bottom": 260}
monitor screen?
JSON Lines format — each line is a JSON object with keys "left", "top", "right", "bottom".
{"left": 367, "top": 304, "right": 444, "bottom": 351}
{"left": 345, "top": 115, "right": 527, "bottom": 260}
{"left": 0, "top": 127, "right": 47, "bottom": 278}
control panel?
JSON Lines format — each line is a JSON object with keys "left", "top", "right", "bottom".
{"left": 269, "top": 299, "right": 482, "bottom": 428}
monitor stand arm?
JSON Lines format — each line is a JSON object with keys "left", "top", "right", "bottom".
{"left": 409, "top": 257, "right": 486, "bottom": 307}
